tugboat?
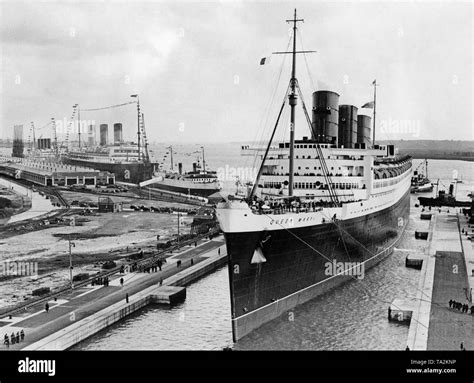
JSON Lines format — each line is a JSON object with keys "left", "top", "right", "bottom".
{"left": 418, "top": 182, "right": 471, "bottom": 207}
{"left": 410, "top": 159, "right": 433, "bottom": 193}
{"left": 215, "top": 10, "right": 412, "bottom": 342}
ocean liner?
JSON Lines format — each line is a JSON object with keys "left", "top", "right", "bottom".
{"left": 61, "top": 101, "right": 158, "bottom": 184}
{"left": 216, "top": 10, "right": 412, "bottom": 341}
{"left": 63, "top": 143, "right": 157, "bottom": 184}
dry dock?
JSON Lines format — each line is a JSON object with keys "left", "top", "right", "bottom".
{"left": 406, "top": 209, "right": 474, "bottom": 350}
{"left": 0, "top": 236, "right": 227, "bottom": 350}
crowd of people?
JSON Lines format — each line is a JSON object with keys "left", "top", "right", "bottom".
{"left": 449, "top": 299, "right": 474, "bottom": 314}
{"left": 92, "top": 276, "right": 110, "bottom": 286}
{"left": 249, "top": 196, "right": 341, "bottom": 215}
{"left": 3, "top": 329, "right": 24, "bottom": 348}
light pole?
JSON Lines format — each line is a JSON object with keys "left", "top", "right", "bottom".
{"left": 68, "top": 240, "right": 75, "bottom": 289}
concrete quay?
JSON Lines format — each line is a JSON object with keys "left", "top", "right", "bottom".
{"left": 0, "top": 236, "right": 227, "bottom": 351}
{"left": 406, "top": 209, "right": 473, "bottom": 350}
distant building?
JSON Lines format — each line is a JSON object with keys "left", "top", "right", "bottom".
{"left": 0, "top": 156, "right": 115, "bottom": 186}
{"left": 12, "top": 125, "right": 24, "bottom": 158}
{"left": 98, "top": 196, "right": 122, "bottom": 213}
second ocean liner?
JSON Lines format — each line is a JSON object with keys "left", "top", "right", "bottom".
{"left": 216, "top": 10, "right": 412, "bottom": 342}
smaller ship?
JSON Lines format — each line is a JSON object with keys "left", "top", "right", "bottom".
{"left": 410, "top": 159, "right": 433, "bottom": 193}
{"left": 418, "top": 182, "right": 471, "bottom": 207}
{"left": 148, "top": 146, "right": 222, "bottom": 198}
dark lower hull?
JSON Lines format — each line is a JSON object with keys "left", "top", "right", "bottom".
{"left": 62, "top": 157, "right": 156, "bottom": 184}
{"left": 418, "top": 197, "right": 472, "bottom": 207}
{"left": 418, "top": 196, "right": 471, "bottom": 207}
{"left": 224, "top": 189, "right": 411, "bottom": 341}
{"left": 150, "top": 182, "right": 220, "bottom": 198}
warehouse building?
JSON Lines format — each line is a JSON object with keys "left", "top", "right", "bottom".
{"left": 0, "top": 156, "right": 115, "bottom": 186}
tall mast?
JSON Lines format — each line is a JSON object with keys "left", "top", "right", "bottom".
{"left": 137, "top": 99, "right": 141, "bottom": 161}
{"left": 287, "top": 9, "right": 303, "bottom": 197}
{"left": 31, "top": 122, "right": 36, "bottom": 151}
{"left": 77, "top": 105, "right": 81, "bottom": 149}
{"left": 130, "top": 95, "right": 141, "bottom": 160}
{"left": 52, "top": 118, "right": 58, "bottom": 155}
{"left": 201, "top": 146, "right": 206, "bottom": 173}
{"left": 141, "top": 113, "right": 150, "bottom": 162}
{"left": 169, "top": 145, "right": 173, "bottom": 171}
{"left": 250, "top": 10, "right": 313, "bottom": 199}
{"left": 372, "top": 80, "right": 377, "bottom": 146}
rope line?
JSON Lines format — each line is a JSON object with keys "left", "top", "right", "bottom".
{"left": 258, "top": 210, "right": 454, "bottom": 347}
{"left": 79, "top": 101, "right": 136, "bottom": 112}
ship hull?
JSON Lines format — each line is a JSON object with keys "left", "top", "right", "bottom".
{"left": 151, "top": 179, "right": 220, "bottom": 198}
{"left": 418, "top": 196, "right": 471, "bottom": 207}
{"left": 224, "top": 188, "right": 410, "bottom": 342}
{"left": 62, "top": 157, "right": 156, "bottom": 184}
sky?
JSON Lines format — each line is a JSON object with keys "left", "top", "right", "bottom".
{"left": 0, "top": 0, "right": 473, "bottom": 144}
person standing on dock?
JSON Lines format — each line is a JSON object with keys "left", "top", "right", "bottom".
{"left": 20, "top": 329, "right": 24, "bottom": 341}
{"left": 449, "top": 299, "right": 453, "bottom": 308}
{"left": 126, "top": 293, "right": 129, "bottom": 303}
{"left": 120, "top": 277, "right": 124, "bottom": 287}
{"left": 45, "top": 302, "right": 49, "bottom": 313}
{"left": 218, "top": 248, "right": 221, "bottom": 256}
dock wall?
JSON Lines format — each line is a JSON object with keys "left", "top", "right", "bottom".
{"left": 22, "top": 251, "right": 227, "bottom": 350}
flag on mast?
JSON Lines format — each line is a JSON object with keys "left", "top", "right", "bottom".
{"left": 372, "top": 79, "right": 376, "bottom": 85}
{"left": 260, "top": 56, "right": 271, "bottom": 65}
{"left": 361, "top": 101, "right": 374, "bottom": 108}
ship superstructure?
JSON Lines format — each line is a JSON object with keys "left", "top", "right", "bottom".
{"left": 150, "top": 146, "right": 222, "bottom": 198}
